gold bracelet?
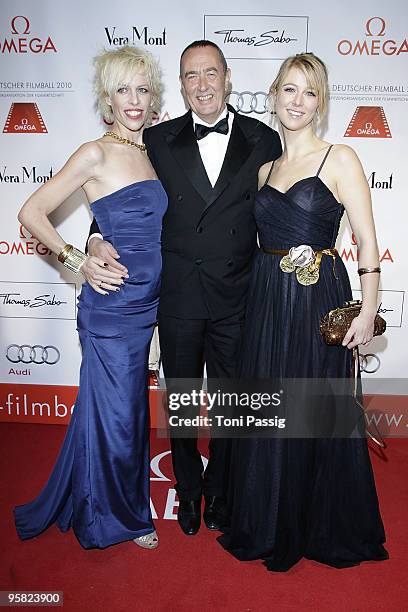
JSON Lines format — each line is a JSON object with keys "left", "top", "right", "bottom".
{"left": 358, "top": 267, "right": 381, "bottom": 276}
{"left": 57, "top": 244, "right": 73, "bottom": 264}
{"left": 57, "top": 244, "right": 87, "bottom": 274}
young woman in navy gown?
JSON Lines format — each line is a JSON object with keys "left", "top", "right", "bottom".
{"left": 218, "top": 53, "right": 388, "bottom": 571}
{"left": 14, "top": 46, "right": 167, "bottom": 550}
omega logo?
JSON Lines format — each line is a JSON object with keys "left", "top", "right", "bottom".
{"left": 150, "top": 450, "right": 208, "bottom": 481}
{"left": 1, "top": 15, "right": 57, "bottom": 54}
{"left": 365, "top": 17, "right": 386, "bottom": 38}
{"left": 11, "top": 16, "right": 30, "bottom": 35}
{"left": 338, "top": 16, "right": 407, "bottom": 56}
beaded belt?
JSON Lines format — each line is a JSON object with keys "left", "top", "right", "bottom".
{"left": 261, "top": 246, "right": 338, "bottom": 286}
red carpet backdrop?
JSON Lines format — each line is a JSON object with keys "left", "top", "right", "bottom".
{"left": 1, "top": 424, "right": 408, "bottom": 611}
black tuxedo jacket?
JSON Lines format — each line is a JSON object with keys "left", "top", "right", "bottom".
{"left": 89, "top": 105, "right": 282, "bottom": 320}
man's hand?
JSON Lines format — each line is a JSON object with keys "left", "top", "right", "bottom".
{"left": 83, "top": 237, "right": 128, "bottom": 295}
{"left": 88, "top": 237, "right": 128, "bottom": 275}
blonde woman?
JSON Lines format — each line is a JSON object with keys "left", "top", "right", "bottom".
{"left": 14, "top": 46, "right": 166, "bottom": 550}
{"left": 218, "top": 53, "right": 388, "bottom": 571}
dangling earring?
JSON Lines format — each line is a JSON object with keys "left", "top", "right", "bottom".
{"left": 267, "top": 93, "right": 278, "bottom": 128}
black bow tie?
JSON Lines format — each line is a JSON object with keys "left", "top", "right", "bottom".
{"left": 195, "top": 115, "right": 229, "bottom": 140}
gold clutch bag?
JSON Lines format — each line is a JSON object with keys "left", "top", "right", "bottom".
{"left": 320, "top": 300, "right": 386, "bottom": 346}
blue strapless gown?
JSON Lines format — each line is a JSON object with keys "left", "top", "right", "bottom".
{"left": 218, "top": 176, "right": 388, "bottom": 570}
{"left": 14, "top": 180, "right": 168, "bottom": 549}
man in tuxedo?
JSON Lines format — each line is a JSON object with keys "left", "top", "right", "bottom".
{"left": 88, "top": 40, "right": 281, "bottom": 535}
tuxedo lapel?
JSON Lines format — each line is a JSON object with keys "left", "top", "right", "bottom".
{"left": 201, "top": 110, "right": 254, "bottom": 214}
{"left": 166, "top": 112, "right": 213, "bottom": 203}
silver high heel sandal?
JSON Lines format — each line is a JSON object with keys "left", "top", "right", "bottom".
{"left": 133, "top": 530, "right": 159, "bottom": 549}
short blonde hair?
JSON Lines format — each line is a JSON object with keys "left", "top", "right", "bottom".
{"left": 93, "top": 45, "right": 163, "bottom": 123}
{"left": 269, "top": 53, "right": 329, "bottom": 120}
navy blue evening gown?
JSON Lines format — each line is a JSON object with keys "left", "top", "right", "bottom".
{"left": 218, "top": 148, "right": 388, "bottom": 571}
{"left": 14, "top": 180, "right": 167, "bottom": 548}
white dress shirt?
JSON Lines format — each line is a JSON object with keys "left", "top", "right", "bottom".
{"left": 192, "top": 108, "right": 233, "bottom": 187}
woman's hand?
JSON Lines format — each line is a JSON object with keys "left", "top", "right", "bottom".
{"left": 80, "top": 255, "right": 125, "bottom": 295}
{"left": 342, "top": 311, "right": 375, "bottom": 349}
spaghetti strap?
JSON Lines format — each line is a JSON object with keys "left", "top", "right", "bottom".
{"left": 316, "top": 145, "right": 333, "bottom": 177}
{"left": 264, "top": 160, "right": 276, "bottom": 186}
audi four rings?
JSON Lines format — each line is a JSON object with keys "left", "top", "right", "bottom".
{"left": 6, "top": 344, "right": 60, "bottom": 365}
{"left": 228, "top": 91, "right": 270, "bottom": 115}
{"left": 359, "top": 353, "right": 381, "bottom": 374}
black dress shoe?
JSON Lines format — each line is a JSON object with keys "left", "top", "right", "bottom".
{"left": 177, "top": 499, "right": 201, "bottom": 535}
{"left": 203, "top": 496, "right": 228, "bottom": 530}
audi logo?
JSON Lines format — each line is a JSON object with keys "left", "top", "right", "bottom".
{"left": 359, "top": 353, "right": 381, "bottom": 374}
{"left": 227, "top": 90, "right": 270, "bottom": 115}
{"left": 6, "top": 344, "right": 60, "bottom": 365}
